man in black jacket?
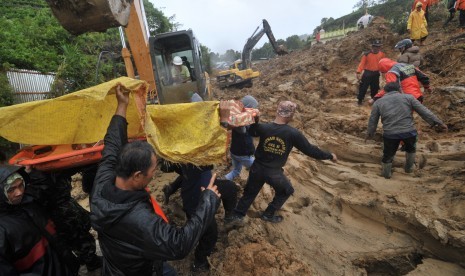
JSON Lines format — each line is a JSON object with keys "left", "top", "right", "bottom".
{"left": 0, "top": 165, "right": 78, "bottom": 275}
{"left": 230, "top": 101, "right": 338, "bottom": 223}
{"left": 90, "top": 84, "right": 222, "bottom": 275}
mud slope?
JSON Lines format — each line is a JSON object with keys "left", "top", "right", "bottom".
{"left": 77, "top": 13, "right": 465, "bottom": 276}
{"left": 199, "top": 15, "right": 464, "bottom": 276}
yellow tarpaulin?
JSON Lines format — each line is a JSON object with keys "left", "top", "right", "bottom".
{"left": 0, "top": 77, "right": 227, "bottom": 165}
{"left": 146, "top": 102, "right": 227, "bottom": 165}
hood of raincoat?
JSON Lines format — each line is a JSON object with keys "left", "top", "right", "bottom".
{"left": 378, "top": 58, "right": 397, "bottom": 73}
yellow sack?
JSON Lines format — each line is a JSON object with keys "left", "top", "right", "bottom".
{"left": 0, "top": 77, "right": 227, "bottom": 165}
{"left": 146, "top": 102, "right": 227, "bottom": 165}
{"left": 0, "top": 77, "right": 147, "bottom": 145}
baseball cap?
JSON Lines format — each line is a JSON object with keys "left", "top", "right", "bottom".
{"left": 277, "top": 101, "right": 297, "bottom": 118}
{"left": 416, "top": 2, "right": 422, "bottom": 7}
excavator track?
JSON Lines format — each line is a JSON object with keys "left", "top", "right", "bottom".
{"left": 45, "top": 0, "right": 132, "bottom": 35}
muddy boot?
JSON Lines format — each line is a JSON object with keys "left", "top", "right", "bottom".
{"left": 382, "top": 162, "right": 392, "bottom": 179}
{"left": 261, "top": 206, "right": 283, "bottom": 223}
{"left": 404, "top": 152, "right": 416, "bottom": 173}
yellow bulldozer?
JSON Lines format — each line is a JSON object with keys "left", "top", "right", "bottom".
{"left": 216, "top": 19, "right": 288, "bottom": 89}
{"left": 46, "top": 0, "right": 211, "bottom": 104}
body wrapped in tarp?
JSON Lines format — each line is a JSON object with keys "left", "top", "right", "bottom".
{"left": 0, "top": 77, "right": 226, "bottom": 166}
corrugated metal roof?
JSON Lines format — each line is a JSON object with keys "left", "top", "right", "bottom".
{"left": 6, "top": 69, "right": 55, "bottom": 103}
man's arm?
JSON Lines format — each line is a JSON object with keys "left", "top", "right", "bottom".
{"left": 367, "top": 104, "right": 381, "bottom": 138}
{"left": 92, "top": 84, "right": 129, "bottom": 196}
{"left": 410, "top": 97, "right": 447, "bottom": 130}
{"left": 293, "top": 130, "right": 336, "bottom": 162}
{"left": 140, "top": 175, "right": 221, "bottom": 260}
{"left": 414, "top": 68, "right": 430, "bottom": 91}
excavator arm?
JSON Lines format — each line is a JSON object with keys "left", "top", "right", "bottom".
{"left": 241, "top": 19, "right": 288, "bottom": 69}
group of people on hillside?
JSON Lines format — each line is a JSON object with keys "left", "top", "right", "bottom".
{"left": 408, "top": 0, "right": 465, "bottom": 45}
{"left": 356, "top": 34, "right": 447, "bottom": 178}
{"left": 1, "top": 2, "right": 454, "bottom": 275}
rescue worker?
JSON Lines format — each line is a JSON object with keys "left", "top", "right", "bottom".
{"left": 395, "top": 39, "right": 422, "bottom": 67}
{"left": 225, "top": 95, "right": 259, "bottom": 181}
{"left": 228, "top": 101, "right": 337, "bottom": 223}
{"left": 171, "top": 55, "right": 191, "bottom": 84}
{"left": 372, "top": 58, "right": 430, "bottom": 103}
{"left": 412, "top": 0, "right": 431, "bottom": 22}
{"left": 0, "top": 165, "right": 79, "bottom": 275}
{"left": 356, "top": 40, "right": 385, "bottom": 105}
{"left": 443, "top": 0, "right": 457, "bottom": 28}
{"left": 367, "top": 82, "right": 448, "bottom": 178}
{"left": 90, "top": 84, "right": 222, "bottom": 275}
{"left": 25, "top": 167, "right": 102, "bottom": 272}
{"left": 408, "top": 2, "right": 429, "bottom": 45}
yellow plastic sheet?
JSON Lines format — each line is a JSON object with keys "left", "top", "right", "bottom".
{"left": 0, "top": 77, "right": 147, "bottom": 145}
{"left": 146, "top": 102, "right": 227, "bottom": 165}
{"left": 0, "top": 77, "right": 227, "bottom": 165}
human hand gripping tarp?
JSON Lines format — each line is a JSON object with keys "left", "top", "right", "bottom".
{"left": 0, "top": 77, "right": 227, "bottom": 166}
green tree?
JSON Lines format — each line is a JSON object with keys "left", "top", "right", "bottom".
{"left": 200, "top": 44, "right": 212, "bottom": 74}
{"left": 285, "top": 35, "right": 304, "bottom": 50}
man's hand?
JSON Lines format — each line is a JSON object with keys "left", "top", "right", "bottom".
{"left": 356, "top": 72, "right": 361, "bottom": 81}
{"left": 368, "top": 99, "right": 375, "bottom": 105}
{"left": 407, "top": 29, "right": 411, "bottom": 34}
{"left": 219, "top": 100, "right": 230, "bottom": 123}
{"left": 115, "top": 83, "right": 129, "bottom": 117}
{"left": 330, "top": 153, "right": 338, "bottom": 163}
{"left": 437, "top": 123, "right": 448, "bottom": 133}
{"left": 201, "top": 173, "right": 221, "bottom": 198}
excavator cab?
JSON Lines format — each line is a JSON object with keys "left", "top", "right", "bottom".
{"left": 149, "top": 30, "right": 210, "bottom": 104}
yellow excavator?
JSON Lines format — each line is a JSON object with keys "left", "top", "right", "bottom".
{"left": 216, "top": 19, "right": 288, "bottom": 89}
{"left": 46, "top": 0, "right": 211, "bottom": 104}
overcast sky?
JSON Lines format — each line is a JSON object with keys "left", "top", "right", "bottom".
{"left": 150, "top": 0, "right": 357, "bottom": 54}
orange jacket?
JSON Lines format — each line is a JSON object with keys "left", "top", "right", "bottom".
{"left": 356, "top": 51, "right": 385, "bottom": 73}
{"left": 456, "top": 0, "right": 465, "bottom": 10}
{"left": 374, "top": 58, "right": 430, "bottom": 100}
{"left": 412, "top": 0, "right": 430, "bottom": 11}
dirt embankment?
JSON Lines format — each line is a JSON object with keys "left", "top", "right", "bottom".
{"left": 77, "top": 12, "right": 465, "bottom": 276}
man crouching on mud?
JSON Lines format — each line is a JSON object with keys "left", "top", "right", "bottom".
{"left": 90, "top": 84, "right": 222, "bottom": 275}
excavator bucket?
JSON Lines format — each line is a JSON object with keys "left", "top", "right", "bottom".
{"left": 45, "top": 0, "right": 132, "bottom": 35}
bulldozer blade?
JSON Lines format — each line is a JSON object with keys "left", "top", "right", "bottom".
{"left": 45, "top": 0, "right": 132, "bottom": 35}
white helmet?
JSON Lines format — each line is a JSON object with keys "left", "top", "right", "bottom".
{"left": 173, "top": 56, "right": 183, "bottom": 65}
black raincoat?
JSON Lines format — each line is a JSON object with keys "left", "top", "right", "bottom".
{"left": 0, "top": 165, "right": 74, "bottom": 276}
{"left": 90, "top": 115, "right": 220, "bottom": 275}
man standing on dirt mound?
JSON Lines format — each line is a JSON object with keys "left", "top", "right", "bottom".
{"left": 356, "top": 40, "right": 385, "bottom": 106}
{"left": 228, "top": 101, "right": 337, "bottom": 223}
{"left": 367, "top": 82, "right": 447, "bottom": 179}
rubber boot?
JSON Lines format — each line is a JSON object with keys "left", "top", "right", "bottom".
{"left": 382, "top": 162, "right": 392, "bottom": 179}
{"left": 404, "top": 152, "right": 416, "bottom": 173}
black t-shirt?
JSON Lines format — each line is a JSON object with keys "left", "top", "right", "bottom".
{"left": 249, "top": 123, "right": 333, "bottom": 169}
{"left": 230, "top": 126, "right": 255, "bottom": 156}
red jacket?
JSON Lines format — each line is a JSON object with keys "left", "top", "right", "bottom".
{"left": 374, "top": 58, "right": 430, "bottom": 100}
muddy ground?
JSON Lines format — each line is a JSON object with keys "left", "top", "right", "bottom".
{"left": 77, "top": 10, "right": 465, "bottom": 276}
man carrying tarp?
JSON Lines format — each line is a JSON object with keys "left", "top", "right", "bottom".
{"left": 90, "top": 84, "right": 224, "bottom": 275}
